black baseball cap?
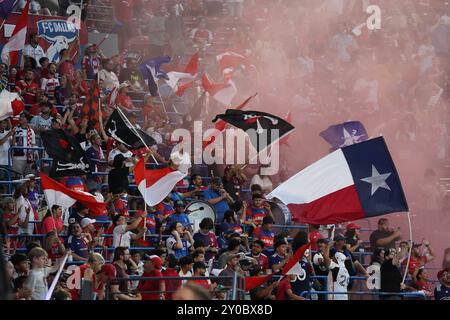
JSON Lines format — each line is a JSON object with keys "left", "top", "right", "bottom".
{"left": 333, "top": 234, "right": 345, "bottom": 241}
{"left": 174, "top": 200, "right": 185, "bottom": 208}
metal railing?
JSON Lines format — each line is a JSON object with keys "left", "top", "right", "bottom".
{"left": 103, "top": 273, "right": 246, "bottom": 300}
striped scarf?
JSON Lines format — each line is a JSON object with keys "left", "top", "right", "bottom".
{"left": 26, "top": 126, "right": 34, "bottom": 163}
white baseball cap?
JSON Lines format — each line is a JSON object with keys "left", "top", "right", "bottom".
{"left": 81, "top": 218, "right": 96, "bottom": 228}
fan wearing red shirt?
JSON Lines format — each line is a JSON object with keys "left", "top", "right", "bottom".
{"left": 308, "top": 224, "right": 324, "bottom": 251}
{"left": 116, "top": 82, "right": 136, "bottom": 111}
{"left": 246, "top": 240, "right": 269, "bottom": 271}
{"left": 44, "top": 231, "right": 66, "bottom": 262}
{"left": 403, "top": 241, "right": 435, "bottom": 280}
{"left": 15, "top": 70, "right": 39, "bottom": 105}
{"left": 2, "top": 197, "right": 19, "bottom": 235}
{"left": 41, "top": 205, "right": 64, "bottom": 234}
{"left": 29, "top": 90, "right": 57, "bottom": 116}
{"left": 138, "top": 256, "right": 165, "bottom": 300}
{"left": 162, "top": 254, "right": 182, "bottom": 300}
{"left": 276, "top": 274, "right": 306, "bottom": 300}
{"left": 187, "top": 262, "right": 211, "bottom": 292}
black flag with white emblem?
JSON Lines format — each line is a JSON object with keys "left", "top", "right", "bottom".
{"left": 41, "top": 129, "right": 92, "bottom": 177}
{"left": 212, "top": 110, "right": 295, "bottom": 152}
{"left": 105, "top": 109, "right": 156, "bottom": 149}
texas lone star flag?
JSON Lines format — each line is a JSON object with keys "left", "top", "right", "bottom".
{"left": 268, "top": 137, "right": 408, "bottom": 225}
{"left": 134, "top": 158, "right": 186, "bottom": 207}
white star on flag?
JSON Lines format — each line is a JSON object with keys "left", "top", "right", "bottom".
{"left": 360, "top": 165, "right": 392, "bottom": 196}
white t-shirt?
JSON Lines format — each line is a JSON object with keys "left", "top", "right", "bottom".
{"left": 16, "top": 196, "right": 36, "bottom": 234}
{"left": 108, "top": 149, "right": 133, "bottom": 167}
{"left": 23, "top": 44, "right": 46, "bottom": 67}
{"left": 0, "top": 130, "right": 12, "bottom": 165}
{"left": 179, "top": 269, "right": 192, "bottom": 284}
{"left": 30, "top": 115, "right": 53, "bottom": 132}
{"left": 328, "top": 261, "right": 350, "bottom": 300}
{"left": 113, "top": 224, "right": 132, "bottom": 248}
{"left": 25, "top": 267, "right": 51, "bottom": 300}
{"left": 98, "top": 69, "right": 120, "bottom": 90}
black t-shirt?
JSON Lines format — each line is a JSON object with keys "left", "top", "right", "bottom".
{"left": 222, "top": 176, "right": 240, "bottom": 201}
{"left": 380, "top": 259, "right": 402, "bottom": 293}
{"left": 370, "top": 230, "right": 396, "bottom": 251}
{"left": 68, "top": 212, "right": 85, "bottom": 225}
{"left": 108, "top": 167, "right": 130, "bottom": 194}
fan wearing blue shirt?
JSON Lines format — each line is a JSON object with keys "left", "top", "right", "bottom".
{"left": 167, "top": 200, "right": 192, "bottom": 232}
{"left": 203, "top": 177, "right": 234, "bottom": 222}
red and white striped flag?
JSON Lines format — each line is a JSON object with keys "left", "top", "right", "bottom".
{"left": 134, "top": 158, "right": 186, "bottom": 206}
{"left": 0, "top": 90, "right": 24, "bottom": 121}
{"left": 216, "top": 49, "right": 249, "bottom": 74}
{"left": 40, "top": 173, "right": 107, "bottom": 216}
{"left": 201, "top": 73, "right": 237, "bottom": 106}
{"left": 166, "top": 52, "right": 199, "bottom": 96}
{"left": 1, "top": 0, "right": 30, "bottom": 66}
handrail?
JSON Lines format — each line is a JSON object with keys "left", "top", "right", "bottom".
{"left": 300, "top": 290, "right": 426, "bottom": 299}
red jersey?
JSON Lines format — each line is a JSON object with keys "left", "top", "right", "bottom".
{"left": 15, "top": 80, "right": 39, "bottom": 105}
{"left": 253, "top": 227, "right": 275, "bottom": 250}
{"left": 138, "top": 270, "right": 163, "bottom": 300}
{"left": 116, "top": 93, "right": 135, "bottom": 110}
{"left": 162, "top": 268, "right": 182, "bottom": 300}
{"left": 188, "top": 279, "right": 210, "bottom": 291}
{"left": 309, "top": 230, "right": 324, "bottom": 251}
{"left": 247, "top": 252, "right": 269, "bottom": 271}
{"left": 3, "top": 212, "right": 18, "bottom": 234}
{"left": 403, "top": 256, "right": 427, "bottom": 275}
{"left": 46, "top": 242, "right": 64, "bottom": 262}
{"left": 246, "top": 206, "right": 269, "bottom": 225}
{"left": 276, "top": 278, "right": 292, "bottom": 300}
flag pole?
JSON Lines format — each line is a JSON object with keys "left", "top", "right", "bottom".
{"left": 402, "top": 211, "right": 413, "bottom": 284}
{"left": 115, "top": 106, "right": 159, "bottom": 165}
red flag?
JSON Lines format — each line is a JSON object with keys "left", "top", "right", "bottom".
{"left": 0, "top": 0, "right": 30, "bottom": 66}
{"left": 245, "top": 274, "right": 273, "bottom": 291}
{"left": 80, "top": 80, "right": 101, "bottom": 131}
{"left": 282, "top": 243, "right": 311, "bottom": 276}
{"left": 184, "top": 51, "right": 199, "bottom": 75}
{"left": 40, "top": 173, "right": 107, "bottom": 216}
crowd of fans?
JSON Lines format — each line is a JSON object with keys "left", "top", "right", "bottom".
{"left": 0, "top": 0, "right": 449, "bottom": 301}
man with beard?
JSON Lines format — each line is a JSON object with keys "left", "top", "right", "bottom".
{"left": 40, "top": 63, "right": 60, "bottom": 104}
{"left": 435, "top": 268, "right": 450, "bottom": 300}
{"left": 16, "top": 70, "right": 39, "bottom": 105}
{"left": 30, "top": 103, "right": 53, "bottom": 136}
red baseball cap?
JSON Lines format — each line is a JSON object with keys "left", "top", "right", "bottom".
{"left": 346, "top": 223, "right": 362, "bottom": 230}
{"left": 437, "top": 268, "right": 449, "bottom": 280}
{"left": 150, "top": 256, "right": 163, "bottom": 270}
{"left": 101, "top": 264, "right": 117, "bottom": 279}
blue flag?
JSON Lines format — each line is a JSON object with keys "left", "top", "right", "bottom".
{"left": 138, "top": 56, "right": 171, "bottom": 96}
{"left": 0, "top": 0, "right": 17, "bottom": 19}
{"left": 320, "top": 121, "right": 368, "bottom": 150}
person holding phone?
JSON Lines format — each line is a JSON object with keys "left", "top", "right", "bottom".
{"left": 166, "top": 222, "right": 194, "bottom": 260}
